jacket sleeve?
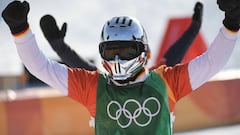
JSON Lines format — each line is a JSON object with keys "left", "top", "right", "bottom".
{"left": 49, "top": 39, "right": 97, "bottom": 71}
{"left": 14, "top": 28, "right": 69, "bottom": 95}
{"left": 188, "top": 26, "right": 237, "bottom": 90}
{"left": 163, "top": 19, "right": 201, "bottom": 66}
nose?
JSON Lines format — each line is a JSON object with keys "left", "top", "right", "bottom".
{"left": 114, "top": 55, "right": 120, "bottom": 60}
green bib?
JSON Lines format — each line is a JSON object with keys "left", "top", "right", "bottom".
{"left": 95, "top": 71, "right": 172, "bottom": 135}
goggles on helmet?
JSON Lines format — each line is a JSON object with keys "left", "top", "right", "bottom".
{"left": 99, "top": 41, "right": 145, "bottom": 61}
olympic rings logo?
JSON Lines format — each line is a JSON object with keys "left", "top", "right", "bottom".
{"left": 107, "top": 97, "right": 161, "bottom": 128}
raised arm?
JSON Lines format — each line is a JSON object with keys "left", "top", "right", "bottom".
{"left": 40, "top": 15, "right": 97, "bottom": 70}
{"left": 189, "top": 0, "right": 240, "bottom": 90}
{"left": 163, "top": 2, "right": 203, "bottom": 66}
{"left": 2, "top": 1, "right": 68, "bottom": 95}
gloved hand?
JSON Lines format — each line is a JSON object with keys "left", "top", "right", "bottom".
{"left": 217, "top": 0, "right": 236, "bottom": 11}
{"left": 40, "top": 15, "right": 67, "bottom": 43}
{"left": 219, "top": 1, "right": 240, "bottom": 31}
{"left": 192, "top": 1, "right": 203, "bottom": 22}
{"left": 2, "top": 1, "right": 30, "bottom": 35}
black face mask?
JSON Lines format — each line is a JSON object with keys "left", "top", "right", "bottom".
{"left": 99, "top": 41, "right": 145, "bottom": 61}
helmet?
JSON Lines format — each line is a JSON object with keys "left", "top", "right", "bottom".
{"left": 100, "top": 16, "right": 148, "bottom": 44}
{"left": 99, "top": 16, "right": 150, "bottom": 82}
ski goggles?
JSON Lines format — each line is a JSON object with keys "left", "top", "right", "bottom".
{"left": 99, "top": 41, "right": 145, "bottom": 60}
